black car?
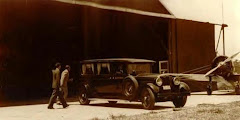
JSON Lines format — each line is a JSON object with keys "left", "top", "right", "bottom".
{"left": 78, "top": 58, "right": 190, "bottom": 110}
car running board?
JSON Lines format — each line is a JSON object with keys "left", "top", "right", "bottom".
{"left": 88, "top": 98, "right": 131, "bottom": 102}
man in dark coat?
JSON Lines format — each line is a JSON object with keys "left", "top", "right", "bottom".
{"left": 60, "top": 65, "right": 72, "bottom": 100}
{"left": 48, "top": 62, "right": 68, "bottom": 109}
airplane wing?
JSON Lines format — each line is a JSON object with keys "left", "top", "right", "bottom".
{"left": 159, "top": 73, "right": 233, "bottom": 91}
{"left": 159, "top": 73, "right": 226, "bottom": 82}
{"left": 159, "top": 73, "right": 208, "bottom": 81}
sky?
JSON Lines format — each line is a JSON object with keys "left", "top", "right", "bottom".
{"left": 160, "top": 0, "right": 240, "bottom": 60}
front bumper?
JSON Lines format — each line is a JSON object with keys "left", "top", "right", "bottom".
{"left": 155, "top": 90, "right": 190, "bottom": 102}
{"left": 157, "top": 91, "right": 191, "bottom": 97}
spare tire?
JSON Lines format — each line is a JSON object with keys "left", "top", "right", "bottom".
{"left": 123, "top": 77, "right": 139, "bottom": 100}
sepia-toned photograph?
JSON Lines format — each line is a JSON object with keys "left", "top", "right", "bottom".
{"left": 0, "top": 0, "right": 240, "bottom": 119}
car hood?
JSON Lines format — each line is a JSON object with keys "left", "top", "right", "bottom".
{"left": 136, "top": 73, "right": 161, "bottom": 78}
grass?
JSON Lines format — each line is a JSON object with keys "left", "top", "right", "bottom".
{"left": 90, "top": 117, "right": 101, "bottom": 120}
{"left": 100, "top": 101, "right": 240, "bottom": 120}
{"left": 107, "top": 114, "right": 127, "bottom": 120}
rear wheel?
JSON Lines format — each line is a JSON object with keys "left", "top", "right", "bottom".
{"left": 141, "top": 88, "right": 155, "bottom": 110}
{"left": 173, "top": 95, "right": 187, "bottom": 108}
{"left": 78, "top": 88, "right": 90, "bottom": 105}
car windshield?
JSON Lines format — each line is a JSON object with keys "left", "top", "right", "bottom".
{"left": 127, "top": 63, "right": 151, "bottom": 74}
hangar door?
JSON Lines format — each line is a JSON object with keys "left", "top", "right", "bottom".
{"left": 80, "top": 7, "right": 170, "bottom": 72}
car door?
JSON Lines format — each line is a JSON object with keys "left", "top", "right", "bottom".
{"left": 112, "top": 72, "right": 125, "bottom": 94}
{"left": 111, "top": 63, "right": 127, "bottom": 94}
{"left": 93, "top": 63, "right": 116, "bottom": 94}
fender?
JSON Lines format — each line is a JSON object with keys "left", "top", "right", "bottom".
{"left": 79, "top": 84, "right": 91, "bottom": 94}
{"left": 146, "top": 83, "right": 159, "bottom": 93}
{"left": 179, "top": 82, "right": 191, "bottom": 92}
{"left": 124, "top": 75, "right": 137, "bottom": 82}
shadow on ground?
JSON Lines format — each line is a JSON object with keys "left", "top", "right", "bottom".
{"left": 0, "top": 90, "right": 237, "bottom": 108}
{"left": 0, "top": 97, "right": 78, "bottom": 107}
{"left": 83, "top": 103, "right": 173, "bottom": 110}
{"left": 191, "top": 91, "right": 237, "bottom": 96}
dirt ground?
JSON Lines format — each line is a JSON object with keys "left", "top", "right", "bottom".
{"left": 105, "top": 101, "right": 240, "bottom": 120}
{"left": 1, "top": 91, "right": 240, "bottom": 120}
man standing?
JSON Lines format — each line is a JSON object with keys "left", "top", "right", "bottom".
{"left": 48, "top": 63, "right": 68, "bottom": 109}
{"left": 60, "top": 65, "right": 72, "bottom": 100}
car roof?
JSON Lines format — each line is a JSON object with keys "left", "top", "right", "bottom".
{"left": 80, "top": 58, "right": 156, "bottom": 64}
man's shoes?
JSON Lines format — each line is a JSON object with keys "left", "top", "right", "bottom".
{"left": 57, "top": 103, "right": 62, "bottom": 105}
{"left": 63, "top": 104, "right": 69, "bottom": 108}
{"left": 48, "top": 106, "right": 54, "bottom": 109}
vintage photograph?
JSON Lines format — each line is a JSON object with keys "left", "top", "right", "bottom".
{"left": 0, "top": 0, "right": 240, "bottom": 119}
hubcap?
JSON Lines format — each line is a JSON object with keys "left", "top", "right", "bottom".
{"left": 80, "top": 91, "right": 87, "bottom": 102}
{"left": 82, "top": 93, "right": 86, "bottom": 98}
{"left": 128, "top": 86, "right": 133, "bottom": 93}
{"left": 125, "top": 82, "right": 134, "bottom": 95}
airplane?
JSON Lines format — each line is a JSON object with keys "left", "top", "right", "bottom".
{"left": 159, "top": 51, "right": 240, "bottom": 95}
{"left": 160, "top": 21, "right": 240, "bottom": 95}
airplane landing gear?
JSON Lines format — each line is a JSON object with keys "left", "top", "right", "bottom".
{"left": 207, "top": 85, "right": 212, "bottom": 95}
{"left": 235, "top": 81, "right": 240, "bottom": 95}
{"left": 207, "top": 75, "right": 213, "bottom": 95}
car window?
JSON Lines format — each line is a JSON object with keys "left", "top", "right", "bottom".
{"left": 97, "top": 63, "right": 110, "bottom": 75}
{"left": 112, "top": 63, "right": 126, "bottom": 74}
{"left": 127, "top": 64, "right": 151, "bottom": 74}
{"left": 82, "top": 64, "right": 94, "bottom": 75}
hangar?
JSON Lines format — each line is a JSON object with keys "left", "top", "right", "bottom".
{"left": 40, "top": 0, "right": 216, "bottom": 73}
{"left": 0, "top": 0, "right": 215, "bottom": 99}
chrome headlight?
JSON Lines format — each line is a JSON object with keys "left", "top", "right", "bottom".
{"left": 156, "top": 77, "right": 163, "bottom": 86}
{"left": 173, "top": 77, "right": 181, "bottom": 85}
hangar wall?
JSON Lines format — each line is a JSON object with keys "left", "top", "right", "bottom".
{"left": 80, "top": 6, "right": 169, "bottom": 63}
{"left": 169, "top": 19, "right": 216, "bottom": 73}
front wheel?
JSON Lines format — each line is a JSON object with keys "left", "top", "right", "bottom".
{"left": 141, "top": 88, "right": 155, "bottom": 110}
{"left": 173, "top": 87, "right": 188, "bottom": 108}
{"left": 78, "top": 88, "right": 90, "bottom": 105}
{"left": 173, "top": 95, "right": 187, "bottom": 108}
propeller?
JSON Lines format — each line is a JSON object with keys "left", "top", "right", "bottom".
{"left": 205, "top": 51, "right": 240, "bottom": 77}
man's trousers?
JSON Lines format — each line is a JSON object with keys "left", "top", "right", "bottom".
{"left": 48, "top": 88, "right": 68, "bottom": 108}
